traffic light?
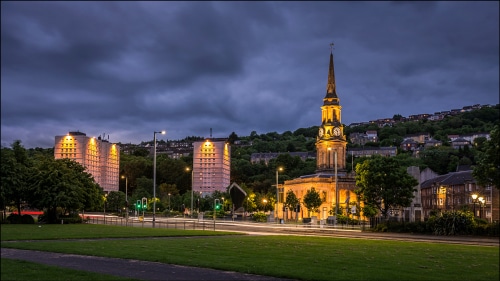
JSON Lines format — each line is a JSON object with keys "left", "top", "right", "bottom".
{"left": 214, "top": 199, "right": 221, "bottom": 210}
{"left": 141, "top": 197, "right": 147, "bottom": 210}
{"left": 136, "top": 200, "right": 141, "bottom": 211}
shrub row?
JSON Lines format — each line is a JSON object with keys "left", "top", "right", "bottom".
{"left": 5, "top": 214, "right": 35, "bottom": 224}
{"left": 371, "top": 210, "right": 499, "bottom": 236}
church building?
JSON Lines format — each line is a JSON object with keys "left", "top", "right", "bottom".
{"left": 283, "top": 47, "right": 359, "bottom": 221}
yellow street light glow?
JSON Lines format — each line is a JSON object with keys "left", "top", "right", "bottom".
{"left": 472, "top": 193, "right": 478, "bottom": 200}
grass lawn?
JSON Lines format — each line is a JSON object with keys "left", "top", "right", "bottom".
{"left": 1, "top": 224, "right": 498, "bottom": 281}
{"left": 1, "top": 258, "right": 139, "bottom": 281}
{"left": 0, "top": 224, "right": 240, "bottom": 241}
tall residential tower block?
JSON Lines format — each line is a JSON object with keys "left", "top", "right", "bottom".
{"left": 192, "top": 138, "right": 231, "bottom": 195}
{"left": 54, "top": 131, "right": 120, "bottom": 192}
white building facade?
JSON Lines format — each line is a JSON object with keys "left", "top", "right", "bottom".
{"left": 192, "top": 138, "right": 230, "bottom": 195}
{"left": 54, "top": 131, "right": 120, "bottom": 192}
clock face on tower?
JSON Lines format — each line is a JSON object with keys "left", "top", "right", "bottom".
{"left": 318, "top": 127, "right": 324, "bottom": 137}
{"left": 333, "top": 127, "right": 341, "bottom": 136}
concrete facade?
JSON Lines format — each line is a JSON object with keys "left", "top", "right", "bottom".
{"left": 192, "top": 138, "right": 231, "bottom": 195}
{"left": 54, "top": 131, "right": 120, "bottom": 192}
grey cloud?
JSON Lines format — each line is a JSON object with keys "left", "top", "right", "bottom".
{"left": 1, "top": 1, "right": 498, "bottom": 148}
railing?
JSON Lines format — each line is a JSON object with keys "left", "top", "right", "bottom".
{"left": 85, "top": 215, "right": 369, "bottom": 232}
{"left": 87, "top": 217, "right": 217, "bottom": 231}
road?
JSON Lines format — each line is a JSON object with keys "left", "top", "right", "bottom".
{"left": 91, "top": 214, "right": 499, "bottom": 247}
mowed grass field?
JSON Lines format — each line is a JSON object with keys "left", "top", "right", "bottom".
{"left": 1, "top": 224, "right": 498, "bottom": 281}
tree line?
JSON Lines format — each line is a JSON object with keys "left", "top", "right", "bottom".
{"left": 1, "top": 105, "right": 498, "bottom": 222}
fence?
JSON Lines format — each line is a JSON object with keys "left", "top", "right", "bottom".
{"left": 85, "top": 215, "right": 370, "bottom": 233}
{"left": 86, "top": 216, "right": 217, "bottom": 231}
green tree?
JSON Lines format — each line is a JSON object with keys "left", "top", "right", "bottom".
{"left": 106, "top": 191, "right": 126, "bottom": 213}
{"left": 473, "top": 125, "right": 500, "bottom": 189}
{"left": 355, "top": 155, "right": 418, "bottom": 218}
{"left": 284, "top": 190, "right": 299, "bottom": 210}
{"left": 228, "top": 132, "right": 238, "bottom": 144}
{"left": 0, "top": 141, "right": 32, "bottom": 217}
{"left": 419, "top": 146, "right": 457, "bottom": 174}
{"left": 303, "top": 187, "right": 323, "bottom": 217}
{"left": 30, "top": 158, "right": 103, "bottom": 223}
{"left": 284, "top": 190, "right": 299, "bottom": 219}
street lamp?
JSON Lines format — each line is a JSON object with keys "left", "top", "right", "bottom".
{"left": 246, "top": 197, "right": 250, "bottom": 219}
{"left": 103, "top": 193, "right": 108, "bottom": 224}
{"left": 262, "top": 199, "right": 267, "bottom": 212}
{"left": 276, "top": 167, "right": 283, "bottom": 223}
{"left": 186, "top": 167, "right": 194, "bottom": 218}
{"left": 121, "top": 175, "right": 128, "bottom": 222}
{"left": 332, "top": 149, "right": 338, "bottom": 226}
{"left": 478, "top": 197, "right": 485, "bottom": 219}
{"left": 168, "top": 193, "right": 171, "bottom": 211}
{"left": 153, "top": 130, "right": 166, "bottom": 228}
{"left": 471, "top": 193, "right": 478, "bottom": 217}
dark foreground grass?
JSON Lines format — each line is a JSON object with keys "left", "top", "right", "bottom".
{"left": 1, "top": 224, "right": 498, "bottom": 281}
{"left": 1, "top": 258, "right": 139, "bottom": 281}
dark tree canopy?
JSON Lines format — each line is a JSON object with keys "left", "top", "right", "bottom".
{"left": 30, "top": 157, "right": 103, "bottom": 223}
{"left": 473, "top": 125, "right": 500, "bottom": 189}
{"left": 355, "top": 155, "right": 418, "bottom": 218}
{"left": 303, "top": 187, "right": 323, "bottom": 216}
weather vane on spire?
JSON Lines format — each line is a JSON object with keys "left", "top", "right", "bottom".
{"left": 330, "top": 42, "right": 334, "bottom": 53}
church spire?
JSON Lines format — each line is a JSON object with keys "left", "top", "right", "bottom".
{"left": 324, "top": 43, "right": 339, "bottom": 105}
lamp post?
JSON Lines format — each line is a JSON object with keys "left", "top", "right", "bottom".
{"left": 246, "top": 197, "right": 250, "bottom": 220}
{"left": 121, "top": 175, "right": 128, "bottom": 222}
{"left": 186, "top": 167, "right": 194, "bottom": 218}
{"left": 276, "top": 167, "right": 283, "bottom": 223}
{"left": 153, "top": 130, "right": 166, "bottom": 228}
{"left": 471, "top": 193, "right": 478, "bottom": 218}
{"left": 478, "top": 197, "right": 485, "bottom": 219}
{"left": 263, "top": 199, "right": 267, "bottom": 213}
{"left": 103, "top": 193, "right": 108, "bottom": 224}
{"left": 333, "top": 150, "right": 338, "bottom": 226}
{"left": 168, "top": 193, "right": 171, "bottom": 211}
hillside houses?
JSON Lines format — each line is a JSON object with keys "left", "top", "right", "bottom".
{"left": 349, "top": 104, "right": 493, "bottom": 128}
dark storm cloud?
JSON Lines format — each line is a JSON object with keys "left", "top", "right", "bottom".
{"left": 1, "top": 1, "right": 498, "bottom": 148}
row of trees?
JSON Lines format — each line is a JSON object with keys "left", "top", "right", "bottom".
{"left": 1, "top": 141, "right": 103, "bottom": 223}
{"left": 2, "top": 106, "right": 498, "bottom": 223}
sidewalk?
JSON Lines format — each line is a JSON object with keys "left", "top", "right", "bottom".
{"left": 1, "top": 248, "right": 296, "bottom": 281}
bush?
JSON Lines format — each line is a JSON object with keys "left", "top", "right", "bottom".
{"left": 59, "top": 217, "right": 82, "bottom": 224}
{"left": 473, "top": 221, "right": 500, "bottom": 236}
{"left": 429, "top": 210, "right": 475, "bottom": 235}
{"left": 368, "top": 212, "right": 498, "bottom": 237}
{"left": 58, "top": 214, "right": 83, "bottom": 224}
{"left": 337, "top": 215, "right": 360, "bottom": 225}
{"left": 251, "top": 212, "right": 267, "bottom": 222}
{"left": 6, "top": 214, "right": 35, "bottom": 224}
{"left": 163, "top": 210, "right": 182, "bottom": 217}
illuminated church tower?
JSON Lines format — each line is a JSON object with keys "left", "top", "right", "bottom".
{"left": 282, "top": 45, "right": 357, "bottom": 222}
{"left": 316, "top": 46, "right": 347, "bottom": 172}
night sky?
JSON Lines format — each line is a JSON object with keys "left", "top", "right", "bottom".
{"left": 1, "top": 1, "right": 498, "bottom": 148}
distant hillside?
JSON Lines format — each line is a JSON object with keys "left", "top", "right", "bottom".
{"left": 233, "top": 104, "right": 499, "bottom": 152}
